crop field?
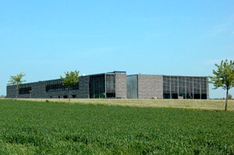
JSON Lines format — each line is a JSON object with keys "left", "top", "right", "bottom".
{"left": 0, "top": 99, "right": 234, "bottom": 154}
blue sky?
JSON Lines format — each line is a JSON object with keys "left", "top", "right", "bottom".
{"left": 0, "top": 0, "right": 233, "bottom": 98}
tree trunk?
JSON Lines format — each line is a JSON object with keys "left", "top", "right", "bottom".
{"left": 68, "top": 87, "right": 71, "bottom": 103}
{"left": 225, "top": 88, "right": 228, "bottom": 111}
{"left": 15, "top": 85, "right": 18, "bottom": 99}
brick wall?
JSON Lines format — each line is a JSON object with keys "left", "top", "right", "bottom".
{"left": 115, "top": 74, "right": 127, "bottom": 98}
{"left": 138, "top": 75, "right": 163, "bottom": 99}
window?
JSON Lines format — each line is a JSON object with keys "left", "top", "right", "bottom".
{"left": 163, "top": 93, "right": 170, "bottom": 99}
{"left": 19, "top": 84, "right": 31, "bottom": 94}
{"left": 202, "top": 94, "right": 207, "bottom": 99}
{"left": 106, "top": 93, "right": 115, "bottom": 98}
{"left": 163, "top": 76, "right": 170, "bottom": 95}
{"left": 106, "top": 74, "right": 115, "bottom": 94}
{"left": 194, "top": 94, "right": 200, "bottom": 99}
{"left": 89, "top": 74, "right": 105, "bottom": 98}
{"left": 45, "top": 80, "right": 79, "bottom": 92}
{"left": 127, "top": 75, "right": 138, "bottom": 99}
{"left": 163, "top": 76, "right": 208, "bottom": 99}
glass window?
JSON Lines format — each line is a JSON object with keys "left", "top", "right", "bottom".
{"left": 45, "top": 80, "right": 79, "bottom": 92}
{"left": 106, "top": 74, "right": 115, "bottom": 93}
{"left": 127, "top": 75, "right": 138, "bottom": 99}
{"left": 19, "top": 86, "right": 31, "bottom": 94}
{"left": 89, "top": 74, "right": 105, "bottom": 98}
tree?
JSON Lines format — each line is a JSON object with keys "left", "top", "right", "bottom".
{"left": 8, "top": 73, "right": 26, "bottom": 99}
{"left": 60, "top": 70, "right": 79, "bottom": 103}
{"left": 209, "top": 59, "right": 234, "bottom": 111}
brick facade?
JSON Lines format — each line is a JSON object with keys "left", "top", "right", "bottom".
{"left": 138, "top": 75, "right": 163, "bottom": 99}
{"left": 115, "top": 74, "right": 127, "bottom": 98}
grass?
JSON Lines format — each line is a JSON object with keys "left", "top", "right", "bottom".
{"left": 0, "top": 99, "right": 234, "bottom": 154}
{"left": 16, "top": 98, "right": 234, "bottom": 111}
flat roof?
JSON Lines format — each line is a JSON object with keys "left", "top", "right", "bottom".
{"left": 127, "top": 74, "right": 207, "bottom": 78}
{"left": 7, "top": 71, "right": 208, "bottom": 86}
{"left": 7, "top": 71, "right": 127, "bottom": 86}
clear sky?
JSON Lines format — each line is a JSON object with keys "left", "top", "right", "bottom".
{"left": 0, "top": 0, "right": 233, "bottom": 98}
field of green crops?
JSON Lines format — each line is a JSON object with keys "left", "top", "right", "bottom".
{"left": 0, "top": 99, "right": 234, "bottom": 154}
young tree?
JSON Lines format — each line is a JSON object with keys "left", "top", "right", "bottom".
{"left": 8, "top": 73, "right": 26, "bottom": 99}
{"left": 209, "top": 59, "right": 234, "bottom": 111}
{"left": 60, "top": 70, "right": 79, "bottom": 103}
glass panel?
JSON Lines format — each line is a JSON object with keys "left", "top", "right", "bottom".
{"left": 106, "top": 74, "right": 115, "bottom": 94}
{"left": 170, "top": 77, "right": 177, "bottom": 94}
{"left": 163, "top": 76, "right": 170, "bottom": 95}
{"left": 193, "top": 77, "right": 200, "bottom": 94}
{"left": 89, "top": 74, "right": 105, "bottom": 98}
{"left": 179, "top": 77, "right": 185, "bottom": 98}
{"left": 186, "top": 77, "right": 193, "bottom": 99}
{"left": 202, "top": 94, "right": 207, "bottom": 99}
{"left": 163, "top": 93, "right": 170, "bottom": 99}
{"left": 19, "top": 86, "right": 31, "bottom": 94}
{"left": 163, "top": 76, "right": 208, "bottom": 99}
{"left": 194, "top": 94, "right": 200, "bottom": 99}
{"left": 45, "top": 80, "right": 79, "bottom": 92}
{"left": 127, "top": 75, "right": 138, "bottom": 99}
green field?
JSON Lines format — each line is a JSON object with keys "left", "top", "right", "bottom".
{"left": 0, "top": 99, "right": 234, "bottom": 154}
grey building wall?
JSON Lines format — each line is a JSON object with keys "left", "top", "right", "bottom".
{"left": 137, "top": 75, "right": 163, "bottom": 99}
{"left": 32, "top": 81, "right": 47, "bottom": 98}
{"left": 7, "top": 81, "right": 46, "bottom": 98}
{"left": 45, "top": 76, "right": 90, "bottom": 98}
{"left": 7, "top": 76, "right": 90, "bottom": 98}
{"left": 115, "top": 74, "right": 127, "bottom": 98}
{"left": 6, "top": 85, "right": 17, "bottom": 98}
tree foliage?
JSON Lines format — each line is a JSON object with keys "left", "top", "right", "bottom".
{"left": 60, "top": 70, "right": 79, "bottom": 102}
{"left": 60, "top": 70, "right": 79, "bottom": 88}
{"left": 209, "top": 59, "right": 234, "bottom": 110}
{"left": 210, "top": 59, "right": 234, "bottom": 90}
{"left": 8, "top": 73, "right": 26, "bottom": 98}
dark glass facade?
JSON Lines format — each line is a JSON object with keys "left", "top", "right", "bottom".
{"left": 89, "top": 74, "right": 105, "bottom": 98}
{"left": 163, "top": 76, "right": 208, "bottom": 99}
{"left": 106, "top": 74, "right": 115, "bottom": 98}
{"left": 89, "top": 74, "right": 116, "bottom": 98}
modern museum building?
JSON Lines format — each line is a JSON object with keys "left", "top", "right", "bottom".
{"left": 6, "top": 71, "right": 209, "bottom": 99}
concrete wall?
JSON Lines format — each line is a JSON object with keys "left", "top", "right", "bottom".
{"left": 137, "top": 75, "right": 163, "bottom": 99}
{"left": 115, "top": 74, "right": 127, "bottom": 98}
